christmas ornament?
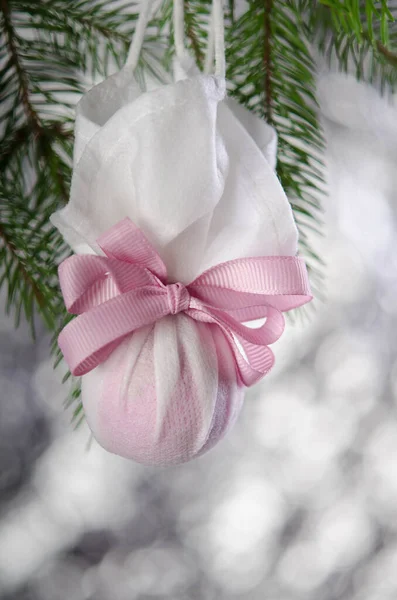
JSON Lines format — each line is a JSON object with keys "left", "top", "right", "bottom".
{"left": 51, "top": 0, "right": 312, "bottom": 466}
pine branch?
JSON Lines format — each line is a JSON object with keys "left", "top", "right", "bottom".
{"left": 17, "top": 0, "right": 138, "bottom": 73}
{"left": 376, "top": 39, "right": 397, "bottom": 65}
{"left": 0, "top": 122, "right": 73, "bottom": 171}
{"left": 0, "top": 221, "right": 47, "bottom": 314}
{"left": 0, "top": 2, "right": 80, "bottom": 216}
{"left": 317, "top": 0, "right": 394, "bottom": 45}
{"left": 0, "top": 0, "right": 41, "bottom": 131}
{"left": 0, "top": 181, "right": 68, "bottom": 335}
{"left": 309, "top": 2, "right": 397, "bottom": 91}
{"left": 227, "top": 0, "right": 325, "bottom": 299}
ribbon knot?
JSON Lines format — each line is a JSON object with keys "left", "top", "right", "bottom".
{"left": 58, "top": 218, "right": 312, "bottom": 386}
{"left": 167, "top": 283, "right": 190, "bottom": 315}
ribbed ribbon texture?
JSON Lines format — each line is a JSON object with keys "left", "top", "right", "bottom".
{"left": 58, "top": 218, "right": 312, "bottom": 386}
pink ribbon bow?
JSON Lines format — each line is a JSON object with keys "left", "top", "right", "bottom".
{"left": 58, "top": 218, "right": 312, "bottom": 386}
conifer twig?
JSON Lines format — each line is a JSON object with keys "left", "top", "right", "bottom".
{"left": 0, "top": 0, "right": 41, "bottom": 132}
{"left": 0, "top": 222, "right": 47, "bottom": 311}
{"left": 376, "top": 40, "right": 397, "bottom": 66}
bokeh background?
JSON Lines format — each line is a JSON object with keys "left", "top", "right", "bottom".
{"left": 1, "top": 27, "right": 397, "bottom": 600}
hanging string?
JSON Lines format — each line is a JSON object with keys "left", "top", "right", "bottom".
{"left": 212, "top": 0, "right": 226, "bottom": 77}
{"left": 173, "top": 0, "right": 186, "bottom": 61}
{"left": 204, "top": 2, "right": 215, "bottom": 74}
{"left": 204, "top": 0, "right": 225, "bottom": 78}
{"left": 125, "top": 0, "right": 156, "bottom": 70}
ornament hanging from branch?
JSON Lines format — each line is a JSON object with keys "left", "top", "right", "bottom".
{"left": 51, "top": 0, "right": 312, "bottom": 466}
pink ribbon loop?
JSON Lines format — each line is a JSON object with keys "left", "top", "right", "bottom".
{"left": 58, "top": 218, "right": 312, "bottom": 385}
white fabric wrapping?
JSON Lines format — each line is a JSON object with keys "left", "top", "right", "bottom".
{"left": 51, "top": 56, "right": 298, "bottom": 465}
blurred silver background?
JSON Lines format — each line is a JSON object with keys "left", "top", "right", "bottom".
{"left": 1, "top": 61, "right": 397, "bottom": 599}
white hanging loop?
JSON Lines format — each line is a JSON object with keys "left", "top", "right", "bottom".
{"left": 204, "top": 2, "right": 215, "bottom": 74}
{"left": 212, "top": 0, "right": 226, "bottom": 77}
{"left": 125, "top": 0, "right": 156, "bottom": 70}
{"left": 173, "top": 0, "right": 187, "bottom": 61}
{"left": 204, "top": 0, "right": 225, "bottom": 78}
